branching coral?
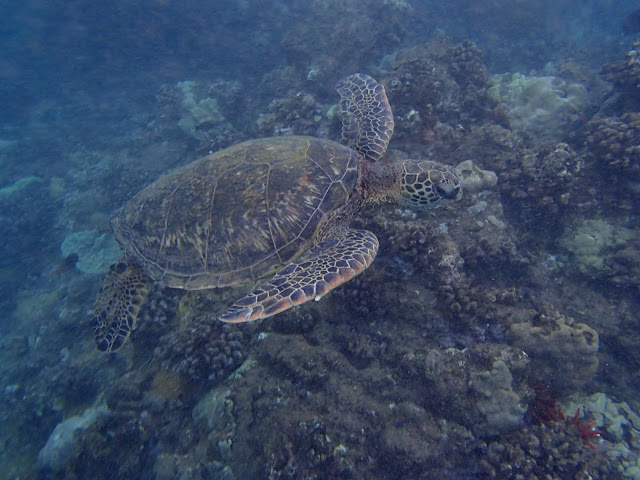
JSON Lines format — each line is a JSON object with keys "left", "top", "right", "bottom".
{"left": 586, "top": 113, "right": 640, "bottom": 174}
{"left": 499, "top": 142, "right": 592, "bottom": 248}
{"left": 154, "top": 320, "right": 248, "bottom": 383}
{"left": 602, "top": 39, "right": 640, "bottom": 93}
{"left": 383, "top": 38, "right": 495, "bottom": 155}
{"left": 254, "top": 90, "right": 327, "bottom": 138}
{"left": 479, "top": 419, "right": 619, "bottom": 479}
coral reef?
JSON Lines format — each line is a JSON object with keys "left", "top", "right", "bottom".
{"left": 176, "top": 81, "right": 227, "bottom": 137}
{"left": 154, "top": 319, "right": 248, "bottom": 384}
{"left": 479, "top": 419, "right": 622, "bottom": 479}
{"left": 470, "top": 359, "right": 528, "bottom": 436}
{"left": 0, "top": 175, "right": 43, "bottom": 199}
{"left": 448, "top": 40, "right": 488, "bottom": 91}
{"left": 140, "top": 290, "right": 252, "bottom": 385}
{"left": 586, "top": 113, "right": 640, "bottom": 194}
{"left": 562, "top": 392, "right": 640, "bottom": 445}
{"left": 355, "top": 179, "right": 523, "bottom": 351}
{"left": 57, "top": 363, "right": 225, "bottom": 479}
{"left": 279, "top": 0, "right": 411, "bottom": 90}
{"left": 254, "top": 90, "right": 329, "bottom": 138}
{"left": 377, "top": 213, "right": 483, "bottom": 324}
{"left": 498, "top": 142, "right": 593, "bottom": 248}
{"left": 484, "top": 389, "right": 640, "bottom": 479}
{"left": 6, "top": 12, "right": 640, "bottom": 480}
{"left": 121, "top": 285, "right": 183, "bottom": 360}
{"left": 405, "top": 343, "right": 531, "bottom": 438}
{"left": 555, "top": 392, "right": 640, "bottom": 478}
{"left": 559, "top": 218, "right": 634, "bottom": 278}
{"left": 334, "top": 329, "right": 388, "bottom": 369}
{"left": 191, "top": 330, "right": 489, "bottom": 479}
{"left": 488, "top": 73, "right": 590, "bottom": 142}
{"left": 602, "top": 39, "right": 640, "bottom": 95}
{"left": 155, "top": 80, "right": 243, "bottom": 154}
{"left": 508, "top": 309, "right": 599, "bottom": 393}
{"left": 0, "top": 173, "right": 61, "bottom": 314}
{"left": 383, "top": 38, "right": 495, "bottom": 156}
{"left": 192, "top": 388, "right": 236, "bottom": 462}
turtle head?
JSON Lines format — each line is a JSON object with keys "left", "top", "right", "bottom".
{"left": 399, "top": 160, "right": 462, "bottom": 208}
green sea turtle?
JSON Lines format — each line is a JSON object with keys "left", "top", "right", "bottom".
{"left": 92, "top": 73, "right": 462, "bottom": 352}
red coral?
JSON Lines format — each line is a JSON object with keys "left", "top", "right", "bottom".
{"left": 528, "top": 383, "right": 563, "bottom": 423}
{"left": 528, "top": 383, "right": 603, "bottom": 449}
{"left": 566, "top": 408, "right": 604, "bottom": 449}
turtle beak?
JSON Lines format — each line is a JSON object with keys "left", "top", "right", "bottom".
{"left": 436, "top": 183, "right": 462, "bottom": 201}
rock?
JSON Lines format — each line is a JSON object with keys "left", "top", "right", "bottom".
{"left": 60, "top": 230, "right": 122, "bottom": 274}
{"left": 176, "top": 80, "right": 229, "bottom": 143}
{"left": 455, "top": 160, "right": 498, "bottom": 194}
{"left": 193, "top": 388, "right": 237, "bottom": 461}
{"left": 37, "top": 404, "right": 108, "bottom": 472}
{"left": 0, "top": 175, "right": 43, "bottom": 199}
{"left": 469, "top": 359, "right": 527, "bottom": 435}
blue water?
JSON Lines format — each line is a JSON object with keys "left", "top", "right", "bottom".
{"left": 1, "top": 1, "right": 639, "bottom": 478}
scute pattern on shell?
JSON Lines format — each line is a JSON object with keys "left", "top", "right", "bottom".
{"left": 111, "top": 136, "right": 359, "bottom": 290}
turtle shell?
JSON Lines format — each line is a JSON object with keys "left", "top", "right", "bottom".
{"left": 112, "top": 136, "right": 359, "bottom": 289}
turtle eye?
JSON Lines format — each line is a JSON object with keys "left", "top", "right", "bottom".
{"left": 401, "top": 160, "right": 462, "bottom": 208}
{"left": 436, "top": 182, "right": 461, "bottom": 200}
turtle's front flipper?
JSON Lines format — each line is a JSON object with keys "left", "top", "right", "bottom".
{"left": 335, "top": 73, "right": 394, "bottom": 163}
{"left": 219, "top": 229, "right": 379, "bottom": 323}
{"left": 92, "top": 258, "right": 152, "bottom": 352}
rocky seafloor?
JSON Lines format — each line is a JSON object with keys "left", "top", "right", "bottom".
{"left": 1, "top": 30, "right": 640, "bottom": 479}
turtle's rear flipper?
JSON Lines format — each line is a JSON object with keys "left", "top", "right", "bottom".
{"left": 219, "top": 229, "right": 379, "bottom": 323}
{"left": 92, "top": 258, "right": 152, "bottom": 352}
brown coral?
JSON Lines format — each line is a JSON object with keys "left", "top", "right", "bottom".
{"left": 507, "top": 309, "right": 599, "bottom": 393}
{"left": 586, "top": 113, "right": 640, "bottom": 173}
{"left": 383, "top": 38, "right": 496, "bottom": 156}
{"left": 602, "top": 38, "right": 640, "bottom": 93}
{"left": 479, "top": 420, "right": 620, "bottom": 479}
{"left": 153, "top": 319, "right": 249, "bottom": 384}
{"left": 499, "top": 142, "right": 594, "bottom": 247}
{"left": 254, "top": 90, "right": 327, "bottom": 138}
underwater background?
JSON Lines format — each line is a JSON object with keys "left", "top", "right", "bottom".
{"left": 1, "top": 0, "right": 640, "bottom": 478}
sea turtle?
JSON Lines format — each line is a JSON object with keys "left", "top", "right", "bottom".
{"left": 92, "top": 73, "right": 462, "bottom": 352}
